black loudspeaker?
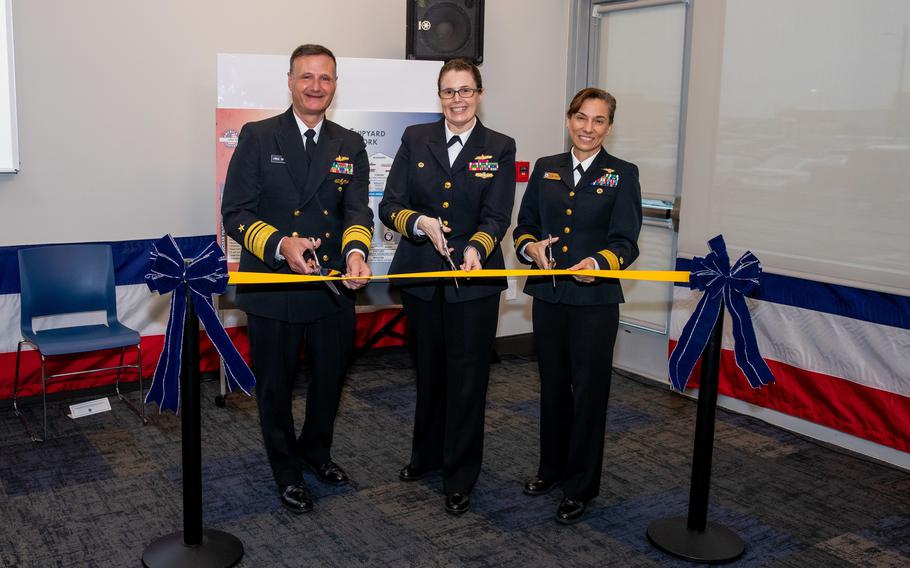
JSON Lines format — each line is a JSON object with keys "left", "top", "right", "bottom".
{"left": 407, "top": 0, "right": 485, "bottom": 64}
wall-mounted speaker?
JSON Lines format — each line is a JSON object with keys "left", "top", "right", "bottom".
{"left": 406, "top": 0, "right": 485, "bottom": 65}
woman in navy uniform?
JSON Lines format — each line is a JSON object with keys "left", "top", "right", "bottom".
{"left": 379, "top": 59, "right": 516, "bottom": 515}
{"left": 513, "top": 88, "right": 642, "bottom": 524}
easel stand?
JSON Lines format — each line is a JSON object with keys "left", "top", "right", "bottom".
{"left": 142, "top": 280, "right": 244, "bottom": 568}
{"left": 647, "top": 303, "right": 745, "bottom": 564}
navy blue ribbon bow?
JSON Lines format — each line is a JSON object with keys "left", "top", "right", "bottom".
{"left": 144, "top": 235, "right": 255, "bottom": 413}
{"left": 669, "top": 235, "right": 775, "bottom": 392}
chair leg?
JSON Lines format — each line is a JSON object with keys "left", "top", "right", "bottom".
{"left": 13, "top": 340, "right": 22, "bottom": 407}
{"left": 138, "top": 344, "right": 146, "bottom": 424}
{"left": 115, "top": 344, "right": 146, "bottom": 424}
{"left": 114, "top": 347, "right": 125, "bottom": 397}
{"left": 13, "top": 341, "right": 41, "bottom": 443}
{"left": 41, "top": 356, "right": 48, "bottom": 443}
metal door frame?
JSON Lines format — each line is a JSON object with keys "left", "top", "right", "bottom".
{"left": 567, "top": 0, "right": 693, "bottom": 335}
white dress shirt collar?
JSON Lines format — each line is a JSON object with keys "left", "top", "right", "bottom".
{"left": 444, "top": 118, "right": 476, "bottom": 166}
{"left": 570, "top": 147, "right": 599, "bottom": 172}
{"left": 444, "top": 117, "right": 476, "bottom": 147}
{"left": 293, "top": 112, "right": 324, "bottom": 143}
{"left": 571, "top": 147, "right": 600, "bottom": 186}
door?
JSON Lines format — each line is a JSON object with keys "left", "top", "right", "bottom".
{"left": 574, "top": 0, "right": 690, "bottom": 380}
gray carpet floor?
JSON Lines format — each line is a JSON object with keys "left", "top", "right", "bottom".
{"left": 1, "top": 347, "right": 908, "bottom": 567}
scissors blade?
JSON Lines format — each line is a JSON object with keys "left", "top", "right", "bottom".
{"left": 547, "top": 233, "right": 556, "bottom": 288}
{"left": 308, "top": 238, "right": 341, "bottom": 296}
{"left": 438, "top": 217, "right": 459, "bottom": 288}
{"left": 321, "top": 268, "right": 341, "bottom": 296}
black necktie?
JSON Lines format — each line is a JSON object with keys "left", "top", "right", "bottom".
{"left": 447, "top": 135, "right": 461, "bottom": 148}
{"left": 575, "top": 164, "right": 585, "bottom": 186}
{"left": 304, "top": 129, "right": 316, "bottom": 161}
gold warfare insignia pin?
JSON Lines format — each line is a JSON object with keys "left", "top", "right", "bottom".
{"left": 543, "top": 172, "right": 561, "bottom": 180}
{"left": 474, "top": 154, "right": 492, "bottom": 160}
{"left": 475, "top": 172, "right": 494, "bottom": 179}
{"left": 604, "top": 168, "right": 615, "bottom": 173}
{"left": 335, "top": 155, "right": 350, "bottom": 162}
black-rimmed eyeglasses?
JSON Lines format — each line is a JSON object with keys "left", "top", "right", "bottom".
{"left": 438, "top": 87, "right": 482, "bottom": 99}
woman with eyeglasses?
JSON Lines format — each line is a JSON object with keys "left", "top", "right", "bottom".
{"left": 379, "top": 58, "right": 516, "bottom": 516}
{"left": 513, "top": 87, "right": 642, "bottom": 524}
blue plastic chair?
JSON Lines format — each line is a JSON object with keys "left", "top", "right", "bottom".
{"left": 13, "top": 243, "right": 145, "bottom": 442}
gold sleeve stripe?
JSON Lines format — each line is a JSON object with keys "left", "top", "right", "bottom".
{"left": 478, "top": 232, "right": 497, "bottom": 256}
{"left": 394, "top": 209, "right": 417, "bottom": 236}
{"left": 243, "top": 221, "right": 266, "bottom": 251}
{"left": 245, "top": 221, "right": 278, "bottom": 261}
{"left": 244, "top": 222, "right": 266, "bottom": 253}
{"left": 342, "top": 225, "right": 373, "bottom": 250}
{"left": 471, "top": 231, "right": 496, "bottom": 258}
{"left": 514, "top": 234, "right": 537, "bottom": 249}
{"left": 395, "top": 210, "right": 416, "bottom": 235}
{"left": 598, "top": 249, "right": 620, "bottom": 271}
{"left": 249, "top": 223, "right": 278, "bottom": 262}
{"left": 343, "top": 225, "right": 373, "bottom": 239}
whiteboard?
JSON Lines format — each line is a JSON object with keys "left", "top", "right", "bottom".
{"left": 0, "top": 0, "right": 18, "bottom": 173}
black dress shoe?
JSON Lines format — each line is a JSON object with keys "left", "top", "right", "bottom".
{"left": 399, "top": 464, "right": 427, "bottom": 482}
{"left": 523, "top": 477, "right": 560, "bottom": 496}
{"left": 308, "top": 460, "right": 349, "bottom": 486}
{"left": 445, "top": 492, "right": 471, "bottom": 515}
{"left": 555, "top": 497, "right": 586, "bottom": 525}
{"left": 280, "top": 484, "right": 313, "bottom": 514}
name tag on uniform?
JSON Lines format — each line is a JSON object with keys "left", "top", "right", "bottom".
{"left": 270, "top": 154, "right": 285, "bottom": 164}
{"left": 543, "top": 172, "right": 561, "bottom": 180}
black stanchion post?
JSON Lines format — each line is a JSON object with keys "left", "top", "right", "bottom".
{"left": 687, "top": 300, "right": 724, "bottom": 532}
{"left": 646, "top": 303, "right": 745, "bottom": 563}
{"left": 181, "top": 283, "right": 203, "bottom": 545}
{"left": 142, "top": 273, "right": 244, "bottom": 568}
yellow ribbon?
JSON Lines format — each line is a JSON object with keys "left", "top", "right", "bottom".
{"left": 228, "top": 268, "right": 690, "bottom": 285}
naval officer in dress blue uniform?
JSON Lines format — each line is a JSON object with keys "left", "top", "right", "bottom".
{"left": 379, "top": 58, "right": 516, "bottom": 515}
{"left": 513, "top": 87, "right": 642, "bottom": 524}
{"left": 221, "top": 44, "right": 373, "bottom": 515}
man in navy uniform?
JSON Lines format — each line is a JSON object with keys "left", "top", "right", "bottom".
{"left": 221, "top": 44, "right": 373, "bottom": 514}
{"left": 379, "top": 59, "right": 516, "bottom": 515}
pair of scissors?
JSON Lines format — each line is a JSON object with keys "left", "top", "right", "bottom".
{"left": 304, "top": 238, "right": 340, "bottom": 296}
{"left": 547, "top": 233, "right": 556, "bottom": 288}
{"left": 437, "top": 217, "right": 459, "bottom": 289}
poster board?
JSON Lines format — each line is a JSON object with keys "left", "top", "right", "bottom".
{"left": 0, "top": 0, "right": 18, "bottom": 173}
{"left": 215, "top": 55, "right": 442, "bottom": 304}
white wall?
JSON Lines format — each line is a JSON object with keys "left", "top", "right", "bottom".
{"left": 0, "top": 0, "right": 573, "bottom": 336}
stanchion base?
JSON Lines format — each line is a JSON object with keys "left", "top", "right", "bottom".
{"left": 647, "top": 516, "right": 744, "bottom": 564}
{"left": 142, "top": 529, "right": 243, "bottom": 568}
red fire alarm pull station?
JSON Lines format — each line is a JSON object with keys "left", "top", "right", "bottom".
{"left": 515, "top": 161, "right": 530, "bottom": 182}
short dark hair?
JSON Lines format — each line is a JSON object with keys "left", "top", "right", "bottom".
{"left": 289, "top": 44, "right": 337, "bottom": 73}
{"left": 437, "top": 58, "right": 483, "bottom": 92}
{"left": 566, "top": 88, "right": 616, "bottom": 124}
